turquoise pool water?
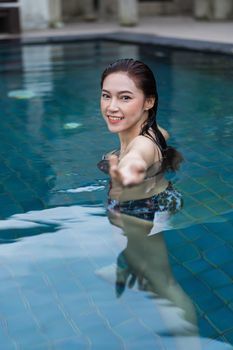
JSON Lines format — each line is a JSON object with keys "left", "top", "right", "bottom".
{"left": 0, "top": 41, "right": 233, "bottom": 349}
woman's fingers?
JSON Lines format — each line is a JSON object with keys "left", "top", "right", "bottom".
{"left": 109, "top": 155, "right": 122, "bottom": 182}
{"left": 109, "top": 155, "right": 146, "bottom": 186}
{"left": 122, "top": 162, "right": 146, "bottom": 186}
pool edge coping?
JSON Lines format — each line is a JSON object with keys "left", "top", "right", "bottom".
{"left": 1, "top": 31, "right": 233, "bottom": 56}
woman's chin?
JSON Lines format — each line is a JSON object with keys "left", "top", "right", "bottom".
{"left": 107, "top": 125, "right": 122, "bottom": 133}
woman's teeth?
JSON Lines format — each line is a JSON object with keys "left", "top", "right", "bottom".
{"left": 108, "top": 116, "right": 124, "bottom": 120}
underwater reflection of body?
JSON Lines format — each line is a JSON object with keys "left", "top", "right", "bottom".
{"left": 106, "top": 181, "right": 201, "bottom": 345}
{"left": 98, "top": 154, "right": 201, "bottom": 347}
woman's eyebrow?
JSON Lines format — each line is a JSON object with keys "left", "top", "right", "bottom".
{"left": 102, "top": 89, "right": 133, "bottom": 94}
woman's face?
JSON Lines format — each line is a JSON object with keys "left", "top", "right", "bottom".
{"left": 101, "top": 72, "right": 150, "bottom": 134}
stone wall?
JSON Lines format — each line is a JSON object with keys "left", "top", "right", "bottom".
{"left": 20, "top": 0, "right": 50, "bottom": 29}
{"left": 134, "top": 0, "right": 192, "bottom": 17}
{"left": 194, "top": 0, "right": 233, "bottom": 20}
{"left": 20, "top": 0, "right": 62, "bottom": 30}
{"left": 61, "top": 0, "right": 193, "bottom": 21}
{"left": 61, "top": 0, "right": 84, "bottom": 21}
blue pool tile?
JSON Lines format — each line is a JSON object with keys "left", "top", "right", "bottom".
{"left": 6, "top": 312, "right": 47, "bottom": 347}
{"left": 204, "top": 245, "right": 233, "bottom": 266}
{"left": 183, "top": 195, "right": 199, "bottom": 208}
{"left": 69, "top": 311, "right": 123, "bottom": 349}
{"left": 19, "top": 197, "right": 45, "bottom": 212}
{"left": 225, "top": 330, "right": 233, "bottom": 345}
{"left": 30, "top": 300, "right": 72, "bottom": 329}
{"left": 3, "top": 175, "right": 31, "bottom": 193}
{"left": 221, "top": 261, "right": 233, "bottom": 279}
{"left": 192, "top": 290, "right": 223, "bottom": 314}
{"left": 61, "top": 295, "right": 94, "bottom": 318}
{"left": 0, "top": 323, "right": 16, "bottom": 350}
{"left": 198, "top": 269, "right": 232, "bottom": 289}
{"left": 39, "top": 314, "right": 78, "bottom": 342}
{"left": 194, "top": 232, "right": 223, "bottom": 252}
{"left": 172, "top": 264, "right": 192, "bottom": 281}
{"left": 0, "top": 193, "right": 23, "bottom": 218}
{"left": 170, "top": 244, "right": 200, "bottom": 262}
{"left": 204, "top": 337, "right": 233, "bottom": 350}
{"left": 178, "top": 180, "right": 205, "bottom": 194}
{"left": 183, "top": 204, "right": 215, "bottom": 221}
{"left": 97, "top": 300, "right": 133, "bottom": 327}
{"left": 0, "top": 266, "right": 13, "bottom": 280}
{"left": 159, "top": 335, "right": 204, "bottom": 350}
{"left": 27, "top": 342, "right": 53, "bottom": 350}
{"left": 184, "top": 258, "right": 212, "bottom": 274}
{"left": 180, "top": 224, "right": 208, "bottom": 241}
{"left": 125, "top": 334, "right": 162, "bottom": 350}
{"left": 222, "top": 211, "right": 233, "bottom": 222}
{"left": 46, "top": 276, "right": 83, "bottom": 297}
{"left": 17, "top": 273, "right": 48, "bottom": 291}
{"left": 0, "top": 289, "right": 28, "bottom": 318}
{"left": 215, "top": 285, "right": 233, "bottom": 303}
{"left": 207, "top": 306, "right": 233, "bottom": 332}
{"left": 87, "top": 326, "right": 124, "bottom": 350}
{"left": 52, "top": 336, "right": 88, "bottom": 350}
{"left": 204, "top": 222, "right": 232, "bottom": 236}
{"left": 168, "top": 254, "right": 179, "bottom": 266}
{"left": 113, "top": 318, "right": 152, "bottom": 342}
{"left": 0, "top": 297, "right": 28, "bottom": 319}
{"left": 206, "top": 222, "right": 233, "bottom": 243}
{"left": 0, "top": 338, "right": 15, "bottom": 350}
{"left": 164, "top": 231, "right": 187, "bottom": 249}
{"left": 214, "top": 185, "right": 233, "bottom": 197}
{"left": 206, "top": 201, "right": 233, "bottom": 215}
{"left": 0, "top": 162, "right": 12, "bottom": 178}
{"left": 198, "top": 317, "right": 219, "bottom": 338}
{"left": 194, "top": 190, "right": 219, "bottom": 203}
{"left": 180, "top": 276, "right": 211, "bottom": 297}
{"left": 0, "top": 183, "right": 5, "bottom": 193}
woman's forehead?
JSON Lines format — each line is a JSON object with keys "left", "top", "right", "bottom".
{"left": 102, "top": 72, "right": 141, "bottom": 92}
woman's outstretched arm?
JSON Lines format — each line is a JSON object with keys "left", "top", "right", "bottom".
{"left": 109, "top": 136, "right": 160, "bottom": 186}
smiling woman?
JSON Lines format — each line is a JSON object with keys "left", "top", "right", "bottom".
{"left": 98, "top": 58, "right": 183, "bottom": 224}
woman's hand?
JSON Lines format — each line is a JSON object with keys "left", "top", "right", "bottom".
{"left": 109, "top": 154, "right": 147, "bottom": 187}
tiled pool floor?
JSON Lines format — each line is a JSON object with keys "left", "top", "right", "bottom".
{"left": 0, "top": 206, "right": 233, "bottom": 349}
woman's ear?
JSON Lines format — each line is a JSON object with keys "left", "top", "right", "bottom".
{"left": 144, "top": 97, "right": 155, "bottom": 110}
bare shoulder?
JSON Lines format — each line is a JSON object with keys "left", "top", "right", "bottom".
{"left": 126, "top": 135, "right": 160, "bottom": 165}
{"left": 128, "top": 135, "right": 155, "bottom": 150}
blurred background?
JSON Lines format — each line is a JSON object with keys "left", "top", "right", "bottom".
{"left": 0, "top": 0, "right": 232, "bottom": 35}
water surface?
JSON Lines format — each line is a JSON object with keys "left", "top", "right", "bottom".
{"left": 0, "top": 41, "right": 233, "bottom": 349}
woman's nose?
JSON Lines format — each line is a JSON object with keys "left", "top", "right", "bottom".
{"left": 108, "top": 98, "right": 119, "bottom": 111}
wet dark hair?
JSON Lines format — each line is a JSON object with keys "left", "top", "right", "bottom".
{"left": 101, "top": 58, "right": 183, "bottom": 172}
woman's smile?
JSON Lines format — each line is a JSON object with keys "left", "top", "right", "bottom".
{"left": 107, "top": 115, "right": 125, "bottom": 123}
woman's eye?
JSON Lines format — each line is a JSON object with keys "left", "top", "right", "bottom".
{"left": 121, "top": 95, "right": 131, "bottom": 101}
{"left": 102, "top": 93, "right": 110, "bottom": 99}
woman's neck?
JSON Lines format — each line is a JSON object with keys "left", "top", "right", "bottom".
{"left": 118, "top": 132, "right": 137, "bottom": 155}
{"left": 118, "top": 112, "right": 148, "bottom": 154}
{"left": 118, "top": 123, "right": 143, "bottom": 154}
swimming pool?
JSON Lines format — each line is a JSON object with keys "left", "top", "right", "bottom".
{"left": 0, "top": 40, "right": 233, "bottom": 349}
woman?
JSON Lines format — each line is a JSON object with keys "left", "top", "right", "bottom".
{"left": 98, "top": 58, "right": 183, "bottom": 225}
{"left": 97, "top": 59, "right": 200, "bottom": 345}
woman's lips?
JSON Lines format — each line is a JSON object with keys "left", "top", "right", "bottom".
{"left": 107, "top": 115, "right": 125, "bottom": 124}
